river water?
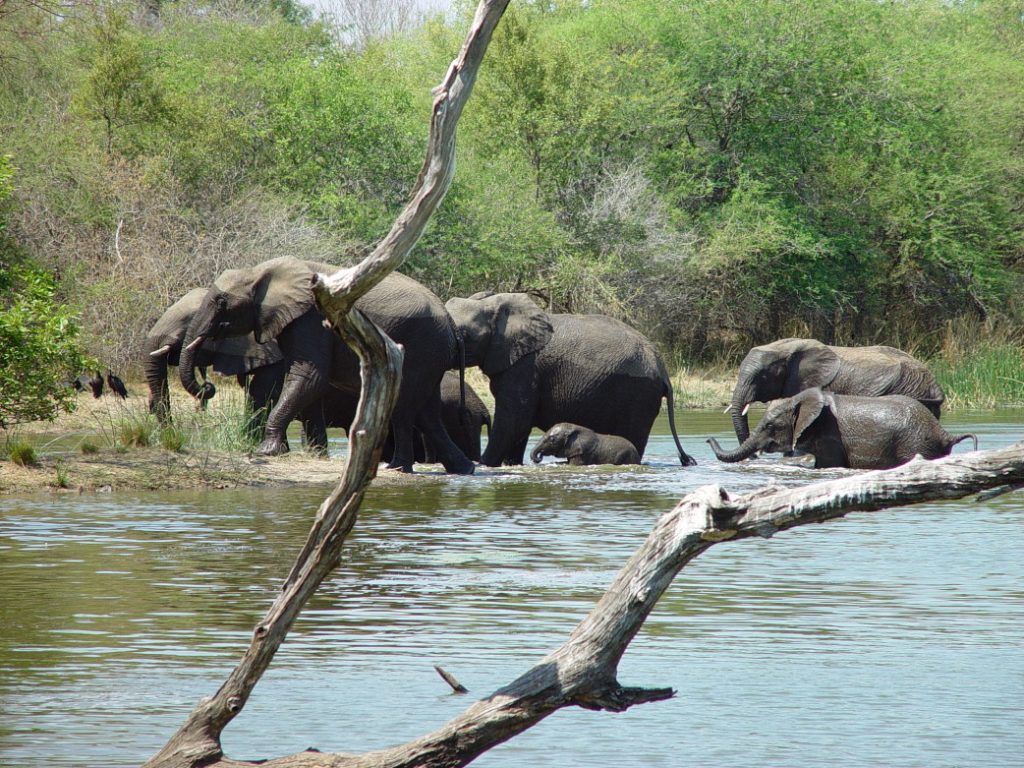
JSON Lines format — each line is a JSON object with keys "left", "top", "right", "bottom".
{"left": 1, "top": 409, "right": 1022, "bottom": 767}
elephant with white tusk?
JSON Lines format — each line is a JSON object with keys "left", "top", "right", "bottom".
{"left": 178, "top": 257, "right": 474, "bottom": 474}
{"left": 726, "top": 337, "right": 945, "bottom": 444}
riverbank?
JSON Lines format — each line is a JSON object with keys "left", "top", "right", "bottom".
{"left": 0, "top": 367, "right": 738, "bottom": 496}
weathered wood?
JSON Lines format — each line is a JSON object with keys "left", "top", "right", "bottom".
{"left": 142, "top": 3, "right": 511, "bottom": 767}
{"left": 161, "top": 443, "right": 1022, "bottom": 768}
{"left": 434, "top": 665, "right": 470, "bottom": 694}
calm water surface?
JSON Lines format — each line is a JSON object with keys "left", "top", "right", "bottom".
{"left": 2, "top": 409, "right": 1023, "bottom": 767}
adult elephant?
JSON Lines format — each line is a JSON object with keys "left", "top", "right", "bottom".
{"left": 178, "top": 257, "right": 474, "bottom": 474}
{"left": 727, "top": 338, "right": 945, "bottom": 443}
{"left": 143, "top": 288, "right": 285, "bottom": 425}
{"left": 444, "top": 292, "right": 695, "bottom": 467}
{"left": 709, "top": 388, "right": 975, "bottom": 470}
{"left": 343, "top": 371, "right": 490, "bottom": 463}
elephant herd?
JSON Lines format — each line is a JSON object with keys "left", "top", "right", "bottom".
{"left": 144, "top": 258, "right": 974, "bottom": 474}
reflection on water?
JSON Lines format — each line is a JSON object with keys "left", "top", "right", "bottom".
{"left": 1, "top": 409, "right": 1022, "bottom": 767}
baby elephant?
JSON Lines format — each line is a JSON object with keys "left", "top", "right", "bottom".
{"left": 531, "top": 423, "right": 641, "bottom": 466}
{"left": 708, "top": 388, "right": 976, "bottom": 470}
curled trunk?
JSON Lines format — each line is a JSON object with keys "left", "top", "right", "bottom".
{"left": 707, "top": 435, "right": 761, "bottom": 463}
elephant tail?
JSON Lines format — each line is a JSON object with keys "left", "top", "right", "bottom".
{"left": 949, "top": 432, "right": 978, "bottom": 452}
{"left": 457, "top": 332, "right": 470, "bottom": 429}
{"left": 664, "top": 377, "right": 697, "bottom": 467}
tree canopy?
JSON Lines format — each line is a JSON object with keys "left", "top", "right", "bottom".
{"left": 1, "top": 0, "right": 1022, "bottom": 375}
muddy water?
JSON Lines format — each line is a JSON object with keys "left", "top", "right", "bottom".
{"left": 1, "top": 410, "right": 1022, "bottom": 767}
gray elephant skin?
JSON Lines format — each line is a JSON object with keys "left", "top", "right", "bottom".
{"left": 445, "top": 292, "right": 695, "bottom": 467}
{"left": 143, "top": 288, "right": 286, "bottom": 425}
{"left": 178, "top": 257, "right": 474, "bottom": 474}
{"left": 709, "top": 388, "right": 976, "bottom": 470}
{"left": 727, "top": 338, "right": 945, "bottom": 443}
{"left": 531, "top": 422, "right": 640, "bottom": 466}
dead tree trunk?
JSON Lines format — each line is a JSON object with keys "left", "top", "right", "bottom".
{"left": 147, "top": 443, "right": 1023, "bottom": 768}
{"left": 140, "top": 0, "right": 1024, "bottom": 765}
{"left": 142, "top": 2, "right": 511, "bottom": 767}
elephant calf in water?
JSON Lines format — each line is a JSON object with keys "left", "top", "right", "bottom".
{"left": 531, "top": 423, "right": 641, "bottom": 466}
{"left": 708, "top": 388, "right": 976, "bottom": 470}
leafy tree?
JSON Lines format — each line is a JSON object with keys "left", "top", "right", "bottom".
{"left": 0, "top": 156, "right": 91, "bottom": 427}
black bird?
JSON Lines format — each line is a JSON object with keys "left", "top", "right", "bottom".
{"left": 87, "top": 371, "right": 104, "bottom": 398}
{"left": 106, "top": 370, "right": 128, "bottom": 400}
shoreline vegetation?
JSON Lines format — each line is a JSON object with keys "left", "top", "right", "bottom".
{"left": 3, "top": 344, "right": 1022, "bottom": 497}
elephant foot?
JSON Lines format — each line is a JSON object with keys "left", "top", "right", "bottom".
{"left": 384, "top": 462, "right": 415, "bottom": 473}
{"left": 256, "top": 437, "right": 290, "bottom": 456}
{"left": 443, "top": 458, "right": 476, "bottom": 475}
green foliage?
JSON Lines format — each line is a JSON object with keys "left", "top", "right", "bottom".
{"left": 1, "top": 0, "right": 1023, "bottom": 378}
{"left": 72, "top": 9, "right": 171, "bottom": 155}
{"left": 0, "top": 157, "right": 92, "bottom": 427}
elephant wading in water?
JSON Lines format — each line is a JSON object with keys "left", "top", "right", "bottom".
{"left": 445, "top": 292, "right": 695, "bottom": 467}
{"left": 531, "top": 423, "right": 640, "bottom": 466}
{"left": 709, "top": 388, "right": 976, "bottom": 470}
{"left": 144, "top": 288, "right": 286, "bottom": 426}
{"left": 727, "top": 338, "right": 945, "bottom": 444}
{"left": 178, "top": 257, "right": 474, "bottom": 474}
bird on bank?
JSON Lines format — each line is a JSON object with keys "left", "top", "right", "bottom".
{"left": 87, "top": 371, "right": 104, "bottom": 398}
{"left": 106, "top": 370, "right": 128, "bottom": 400}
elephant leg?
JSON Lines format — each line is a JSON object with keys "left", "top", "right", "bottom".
{"left": 258, "top": 360, "right": 329, "bottom": 456}
{"left": 482, "top": 367, "right": 538, "bottom": 467}
{"left": 415, "top": 392, "right": 475, "bottom": 474}
{"left": 243, "top": 363, "right": 286, "bottom": 444}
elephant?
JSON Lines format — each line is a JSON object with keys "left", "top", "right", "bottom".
{"left": 143, "top": 288, "right": 286, "bottom": 428}
{"left": 444, "top": 292, "right": 695, "bottom": 467}
{"left": 178, "top": 257, "right": 474, "bottom": 474}
{"left": 362, "top": 371, "right": 491, "bottom": 463}
{"left": 708, "top": 388, "right": 976, "bottom": 470}
{"left": 530, "top": 422, "right": 641, "bottom": 466}
{"left": 726, "top": 337, "right": 945, "bottom": 444}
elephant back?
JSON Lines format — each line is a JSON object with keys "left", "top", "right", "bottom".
{"left": 834, "top": 344, "right": 944, "bottom": 403}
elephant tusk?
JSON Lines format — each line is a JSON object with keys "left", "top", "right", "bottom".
{"left": 723, "top": 405, "right": 732, "bottom": 414}
{"left": 185, "top": 334, "right": 207, "bottom": 352}
{"left": 741, "top": 403, "right": 750, "bottom": 416}
{"left": 149, "top": 344, "right": 173, "bottom": 357}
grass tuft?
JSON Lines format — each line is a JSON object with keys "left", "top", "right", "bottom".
{"left": 932, "top": 322, "right": 1024, "bottom": 409}
{"left": 5, "top": 438, "right": 38, "bottom": 467}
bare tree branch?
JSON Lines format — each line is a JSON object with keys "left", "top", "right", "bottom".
{"left": 142, "top": 2, "right": 510, "bottom": 767}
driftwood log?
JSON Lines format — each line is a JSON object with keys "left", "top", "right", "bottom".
{"left": 141, "top": 0, "right": 1024, "bottom": 766}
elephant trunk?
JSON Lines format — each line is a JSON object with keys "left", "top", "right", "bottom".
{"left": 143, "top": 342, "right": 172, "bottom": 424}
{"left": 179, "top": 307, "right": 218, "bottom": 403}
{"left": 707, "top": 435, "right": 760, "bottom": 463}
{"left": 530, "top": 439, "right": 550, "bottom": 464}
{"left": 728, "top": 379, "right": 757, "bottom": 443}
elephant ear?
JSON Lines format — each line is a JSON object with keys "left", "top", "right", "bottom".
{"left": 788, "top": 340, "right": 840, "bottom": 392}
{"left": 792, "top": 388, "right": 832, "bottom": 449}
{"left": 246, "top": 257, "right": 318, "bottom": 343}
{"left": 209, "top": 336, "right": 284, "bottom": 377}
{"left": 484, "top": 294, "right": 554, "bottom": 374}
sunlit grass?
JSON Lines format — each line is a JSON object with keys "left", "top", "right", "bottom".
{"left": 3, "top": 437, "right": 38, "bottom": 467}
{"left": 931, "top": 343, "right": 1024, "bottom": 409}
